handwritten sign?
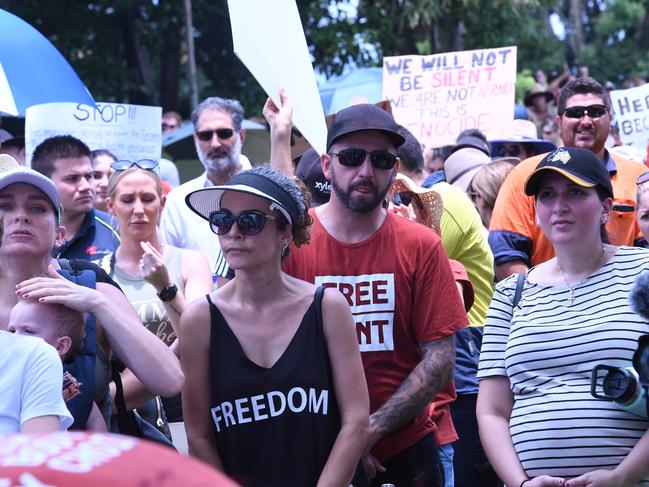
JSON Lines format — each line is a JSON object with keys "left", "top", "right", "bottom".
{"left": 25, "top": 102, "right": 162, "bottom": 164}
{"left": 610, "top": 84, "right": 649, "bottom": 148}
{"left": 227, "top": 0, "right": 327, "bottom": 155}
{"left": 382, "top": 46, "right": 517, "bottom": 147}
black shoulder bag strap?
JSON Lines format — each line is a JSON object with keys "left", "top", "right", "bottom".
{"left": 512, "top": 273, "right": 526, "bottom": 308}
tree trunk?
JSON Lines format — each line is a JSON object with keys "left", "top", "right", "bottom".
{"left": 568, "top": 0, "right": 585, "bottom": 62}
{"left": 119, "top": 7, "right": 155, "bottom": 105}
{"left": 159, "top": 18, "right": 182, "bottom": 112}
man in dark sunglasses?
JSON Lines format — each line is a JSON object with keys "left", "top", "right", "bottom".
{"left": 489, "top": 76, "right": 649, "bottom": 281}
{"left": 160, "top": 96, "right": 251, "bottom": 286}
{"left": 269, "top": 101, "right": 466, "bottom": 486}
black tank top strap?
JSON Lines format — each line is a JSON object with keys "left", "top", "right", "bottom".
{"left": 314, "top": 285, "right": 325, "bottom": 332}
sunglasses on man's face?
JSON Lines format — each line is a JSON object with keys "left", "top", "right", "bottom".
{"left": 329, "top": 148, "right": 398, "bottom": 170}
{"left": 209, "top": 210, "right": 277, "bottom": 236}
{"left": 562, "top": 104, "right": 608, "bottom": 119}
{"left": 196, "top": 128, "right": 235, "bottom": 142}
{"left": 110, "top": 159, "right": 159, "bottom": 171}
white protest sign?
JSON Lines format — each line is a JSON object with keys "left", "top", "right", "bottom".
{"left": 227, "top": 0, "right": 327, "bottom": 155}
{"left": 25, "top": 102, "right": 162, "bottom": 164}
{"left": 383, "top": 46, "right": 517, "bottom": 147}
{"left": 610, "top": 84, "right": 649, "bottom": 148}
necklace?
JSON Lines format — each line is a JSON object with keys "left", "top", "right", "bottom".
{"left": 556, "top": 247, "right": 606, "bottom": 305}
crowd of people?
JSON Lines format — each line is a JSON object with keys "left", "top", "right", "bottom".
{"left": 1, "top": 70, "right": 649, "bottom": 487}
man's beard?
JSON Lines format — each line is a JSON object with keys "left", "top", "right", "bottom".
{"left": 194, "top": 135, "right": 242, "bottom": 174}
{"left": 330, "top": 167, "right": 391, "bottom": 213}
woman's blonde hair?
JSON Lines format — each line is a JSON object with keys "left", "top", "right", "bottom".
{"left": 469, "top": 159, "right": 516, "bottom": 211}
{"left": 107, "top": 168, "right": 164, "bottom": 199}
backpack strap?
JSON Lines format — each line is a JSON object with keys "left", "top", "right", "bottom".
{"left": 512, "top": 273, "right": 526, "bottom": 308}
{"left": 58, "top": 259, "right": 98, "bottom": 430}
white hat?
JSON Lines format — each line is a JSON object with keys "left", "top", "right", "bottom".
{"left": 0, "top": 163, "right": 60, "bottom": 210}
{"left": 443, "top": 147, "right": 490, "bottom": 193}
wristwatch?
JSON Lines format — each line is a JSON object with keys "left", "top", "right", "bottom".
{"left": 157, "top": 284, "right": 178, "bottom": 302}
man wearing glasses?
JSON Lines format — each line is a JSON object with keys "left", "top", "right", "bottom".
{"left": 489, "top": 77, "right": 648, "bottom": 280}
{"left": 31, "top": 135, "right": 120, "bottom": 261}
{"left": 161, "top": 96, "right": 251, "bottom": 286}
{"left": 281, "top": 104, "right": 467, "bottom": 486}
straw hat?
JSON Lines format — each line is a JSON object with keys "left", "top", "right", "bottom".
{"left": 388, "top": 173, "right": 443, "bottom": 235}
{"left": 524, "top": 83, "right": 554, "bottom": 107}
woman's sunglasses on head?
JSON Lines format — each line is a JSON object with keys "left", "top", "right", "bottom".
{"left": 209, "top": 210, "right": 277, "bottom": 236}
{"left": 561, "top": 104, "right": 608, "bottom": 119}
{"left": 196, "top": 128, "right": 235, "bottom": 142}
{"left": 636, "top": 173, "right": 649, "bottom": 186}
{"left": 110, "top": 159, "right": 159, "bottom": 171}
{"left": 329, "top": 148, "right": 398, "bottom": 170}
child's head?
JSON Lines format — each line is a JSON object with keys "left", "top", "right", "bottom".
{"left": 8, "top": 300, "right": 85, "bottom": 361}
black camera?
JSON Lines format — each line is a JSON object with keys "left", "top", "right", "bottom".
{"left": 590, "top": 272, "right": 649, "bottom": 418}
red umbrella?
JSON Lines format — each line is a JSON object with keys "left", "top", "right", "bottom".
{"left": 0, "top": 432, "right": 238, "bottom": 486}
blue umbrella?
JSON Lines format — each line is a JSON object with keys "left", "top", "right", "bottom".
{"left": 319, "top": 67, "right": 384, "bottom": 115}
{"left": 0, "top": 8, "right": 96, "bottom": 116}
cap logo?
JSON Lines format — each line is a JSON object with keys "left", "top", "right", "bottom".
{"left": 549, "top": 149, "right": 571, "bottom": 164}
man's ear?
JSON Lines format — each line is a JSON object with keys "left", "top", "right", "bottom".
{"left": 322, "top": 153, "right": 332, "bottom": 181}
{"left": 54, "top": 225, "right": 66, "bottom": 247}
{"left": 238, "top": 128, "right": 246, "bottom": 145}
{"left": 106, "top": 197, "right": 115, "bottom": 215}
{"left": 56, "top": 336, "right": 72, "bottom": 358}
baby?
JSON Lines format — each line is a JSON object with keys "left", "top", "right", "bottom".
{"left": 8, "top": 300, "right": 106, "bottom": 431}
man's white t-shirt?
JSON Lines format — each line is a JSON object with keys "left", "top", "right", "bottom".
{"left": 0, "top": 331, "right": 73, "bottom": 433}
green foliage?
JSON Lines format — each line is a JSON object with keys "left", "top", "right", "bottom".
{"left": 1, "top": 0, "right": 647, "bottom": 121}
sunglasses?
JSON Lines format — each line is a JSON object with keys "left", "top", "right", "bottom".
{"left": 330, "top": 148, "right": 398, "bottom": 170}
{"left": 497, "top": 144, "right": 522, "bottom": 158}
{"left": 209, "top": 210, "right": 277, "bottom": 236}
{"left": 196, "top": 128, "right": 235, "bottom": 142}
{"left": 637, "top": 173, "right": 649, "bottom": 186}
{"left": 110, "top": 159, "right": 159, "bottom": 171}
{"left": 392, "top": 191, "right": 415, "bottom": 207}
{"left": 562, "top": 104, "right": 608, "bottom": 119}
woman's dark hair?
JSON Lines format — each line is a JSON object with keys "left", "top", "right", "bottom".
{"left": 90, "top": 149, "right": 117, "bottom": 166}
{"left": 245, "top": 165, "right": 313, "bottom": 255}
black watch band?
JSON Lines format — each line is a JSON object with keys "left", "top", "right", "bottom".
{"left": 157, "top": 284, "right": 178, "bottom": 302}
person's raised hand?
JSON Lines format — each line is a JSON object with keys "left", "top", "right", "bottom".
{"left": 263, "top": 88, "right": 293, "bottom": 138}
{"left": 139, "top": 241, "right": 171, "bottom": 292}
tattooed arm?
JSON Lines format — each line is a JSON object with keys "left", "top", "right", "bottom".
{"left": 362, "top": 334, "right": 456, "bottom": 478}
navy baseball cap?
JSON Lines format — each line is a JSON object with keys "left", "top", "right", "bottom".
{"left": 326, "top": 104, "right": 405, "bottom": 151}
{"left": 524, "top": 147, "right": 613, "bottom": 198}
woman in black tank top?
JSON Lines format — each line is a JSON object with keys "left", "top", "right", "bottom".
{"left": 181, "top": 167, "right": 369, "bottom": 486}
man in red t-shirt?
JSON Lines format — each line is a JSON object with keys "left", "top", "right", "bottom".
{"left": 275, "top": 103, "right": 467, "bottom": 486}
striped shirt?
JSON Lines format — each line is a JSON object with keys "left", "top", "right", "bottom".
{"left": 478, "top": 246, "right": 649, "bottom": 483}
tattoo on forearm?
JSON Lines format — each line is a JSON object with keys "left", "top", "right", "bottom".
{"left": 370, "top": 334, "right": 455, "bottom": 436}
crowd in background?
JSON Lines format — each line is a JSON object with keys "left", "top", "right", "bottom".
{"left": 1, "top": 67, "right": 649, "bottom": 487}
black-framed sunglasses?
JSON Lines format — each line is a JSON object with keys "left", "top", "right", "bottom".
{"left": 110, "top": 159, "right": 159, "bottom": 171}
{"left": 209, "top": 210, "right": 277, "bottom": 236}
{"left": 392, "top": 191, "right": 415, "bottom": 207}
{"left": 637, "top": 173, "right": 649, "bottom": 186}
{"left": 196, "top": 128, "right": 235, "bottom": 142}
{"left": 330, "top": 148, "right": 398, "bottom": 170}
{"left": 497, "top": 144, "right": 522, "bottom": 158}
{"left": 561, "top": 104, "right": 608, "bottom": 119}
